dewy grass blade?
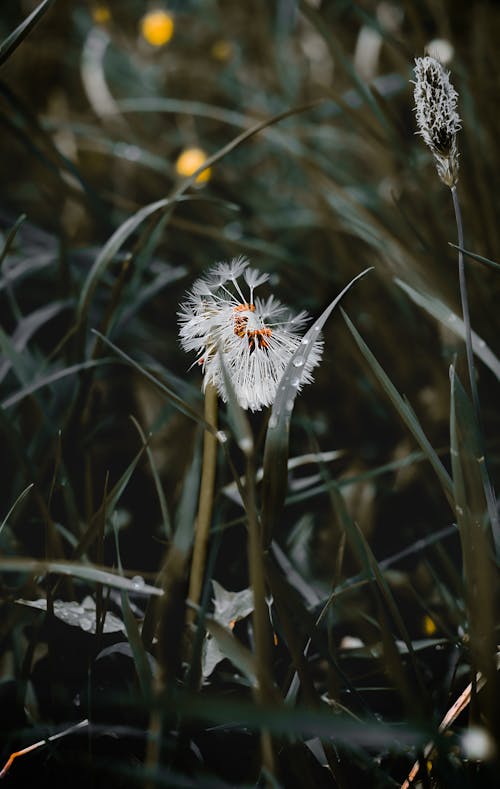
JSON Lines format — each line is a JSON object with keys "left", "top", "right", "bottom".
{"left": 0, "top": 558, "right": 162, "bottom": 595}
{"left": 396, "top": 278, "right": 500, "bottom": 381}
{"left": 261, "top": 268, "right": 372, "bottom": 548}
{"left": 0, "top": 0, "right": 54, "bottom": 67}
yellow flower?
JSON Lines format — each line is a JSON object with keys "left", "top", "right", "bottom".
{"left": 211, "top": 40, "right": 233, "bottom": 62}
{"left": 92, "top": 5, "right": 111, "bottom": 24}
{"left": 175, "top": 147, "right": 211, "bottom": 184}
{"left": 140, "top": 9, "right": 174, "bottom": 47}
{"left": 422, "top": 614, "right": 437, "bottom": 636}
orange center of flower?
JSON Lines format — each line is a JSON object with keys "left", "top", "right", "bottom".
{"left": 233, "top": 304, "right": 272, "bottom": 351}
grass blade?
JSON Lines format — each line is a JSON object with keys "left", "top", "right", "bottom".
{"left": 342, "top": 309, "right": 454, "bottom": 505}
{"left": 0, "top": 557, "right": 162, "bottom": 595}
{"left": 0, "top": 0, "right": 54, "bottom": 67}
{"left": 396, "top": 278, "right": 500, "bottom": 381}
{"left": 261, "top": 268, "right": 372, "bottom": 548}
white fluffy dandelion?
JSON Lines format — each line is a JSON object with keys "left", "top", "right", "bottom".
{"left": 178, "top": 257, "right": 323, "bottom": 412}
{"left": 413, "top": 55, "right": 461, "bottom": 187}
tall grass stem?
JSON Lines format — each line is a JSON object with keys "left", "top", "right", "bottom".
{"left": 451, "top": 186, "right": 500, "bottom": 549}
{"left": 186, "top": 383, "right": 218, "bottom": 623}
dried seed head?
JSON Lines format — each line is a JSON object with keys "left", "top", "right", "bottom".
{"left": 413, "top": 55, "right": 461, "bottom": 187}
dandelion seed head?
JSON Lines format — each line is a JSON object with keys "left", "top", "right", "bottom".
{"left": 178, "top": 258, "right": 323, "bottom": 411}
{"left": 413, "top": 55, "right": 461, "bottom": 187}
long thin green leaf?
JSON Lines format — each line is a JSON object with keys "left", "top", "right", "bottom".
{"left": 113, "top": 524, "right": 153, "bottom": 696}
{"left": 261, "top": 268, "right": 372, "bottom": 548}
{"left": 0, "top": 558, "right": 162, "bottom": 595}
{"left": 77, "top": 198, "right": 170, "bottom": 326}
{"left": 1, "top": 358, "right": 111, "bottom": 410}
{"left": 0, "top": 0, "right": 54, "bottom": 66}
{"left": 396, "top": 278, "right": 500, "bottom": 381}
{"left": 129, "top": 416, "right": 171, "bottom": 539}
{"left": 342, "top": 310, "right": 454, "bottom": 504}
{"left": 92, "top": 330, "right": 218, "bottom": 437}
{"left": 0, "top": 214, "right": 26, "bottom": 267}
{"left": 0, "top": 483, "right": 34, "bottom": 536}
{"left": 449, "top": 366, "right": 498, "bottom": 685}
{"left": 448, "top": 243, "right": 500, "bottom": 273}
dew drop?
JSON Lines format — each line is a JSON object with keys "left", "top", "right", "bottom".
{"left": 216, "top": 430, "right": 228, "bottom": 444}
{"left": 285, "top": 399, "right": 294, "bottom": 412}
{"left": 301, "top": 338, "right": 309, "bottom": 346}
{"left": 79, "top": 616, "right": 93, "bottom": 632}
{"left": 448, "top": 314, "right": 457, "bottom": 323}
{"left": 131, "top": 575, "right": 145, "bottom": 590}
{"left": 477, "top": 339, "right": 486, "bottom": 349}
{"left": 293, "top": 357, "right": 304, "bottom": 368}
{"left": 268, "top": 415, "right": 278, "bottom": 429}
{"left": 291, "top": 377, "right": 300, "bottom": 387}
{"left": 455, "top": 505, "right": 464, "bottom": 516}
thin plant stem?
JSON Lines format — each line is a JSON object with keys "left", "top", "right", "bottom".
{"left": 186, "top": 382, "right": 218, "bottom": 623}
{"left": 245, "top": 454, "right": 275, "bottom": 778}
{"left": 451, "top": 186, "right": 480, "bottom": 417}
{"left": 451, "top": 185, "right": 500, "bottom": 551}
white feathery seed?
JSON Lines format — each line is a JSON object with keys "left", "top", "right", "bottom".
{"left": 178, "top": 257, "right": 323, "bottom": 412}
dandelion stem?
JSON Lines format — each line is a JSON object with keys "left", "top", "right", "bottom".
{"left": 245, "top": 454, "right": 275, "bottom": 778}
{"left": 451, "top": 185, "right": 500, "bottom": 552}
{"left": 187, "top": 382, "right": 218, "bottom": 622}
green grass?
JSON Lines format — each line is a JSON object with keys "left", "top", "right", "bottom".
{"left": 0, "top": 1, "right": 499, "bottom": 787}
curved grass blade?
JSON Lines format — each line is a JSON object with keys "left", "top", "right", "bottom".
{"left": 0, "top": 558, "right": 162, "bottom": 596}
{"left": 0, "top": 214, "right": 26, "bottom": 266}
{"left": 0, "top": 300, "right": 72, "bottom": 384}
{"left": 0, "top": 483, "right": 34, "bottom": 536}
{"left": 0, "top": 0, "right": 54, "bottom": 67}
{"left": 76, "top": 198, "right": 170, "bottom": 329}
{"left": 261, "top": 268, "right": 372, "bottom": 548}
{"left": 342, "top": 310, "right": 454, "bottom": 505}
{"left": 92, "top": 330, "right": 219, "bottom": 437}
{"left": 1, "top": 358, "right": 111, "bottom": 410}
{"left": 396, "top": 278, "right": 500, "bottom": 381}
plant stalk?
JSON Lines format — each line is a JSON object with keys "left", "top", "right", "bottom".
{"left": 245, "top": 455, "right": 275, "bottom": 778}
{"left": 186, "top": 382, "right": 218, "bottom": 623}
{"left": 451, "top": 186, "right": 500, "bottom": 551}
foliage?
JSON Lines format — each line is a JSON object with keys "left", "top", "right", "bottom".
{"left": 0, "top": 1, "right": 499, "bottom": 787}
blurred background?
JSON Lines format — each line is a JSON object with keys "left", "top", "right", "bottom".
{"left": 0, "top": 1, "right": 499, "bottom": 785}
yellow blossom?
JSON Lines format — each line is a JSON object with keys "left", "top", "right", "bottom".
{"left": 175, "top": 147, "right": 211, "bottom": 184}
{"left": 422, "top": 614, "right": 437, "bottom": 636}
{"left": 211, "top": 40, "right": 233, "bottom": 62}
{"left": 92, "top": 5, "right": 111, "bottom": 24}
{"left": 140, "top": 9, "right": 174, "bottom": 47}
